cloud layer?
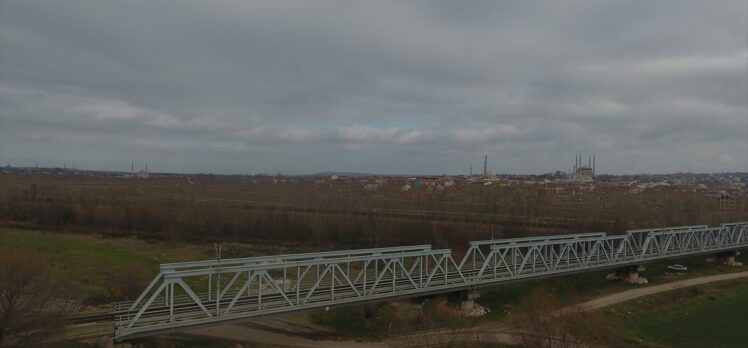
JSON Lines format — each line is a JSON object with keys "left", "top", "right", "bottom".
{"left": 1, "top": 1, "right": 746, "bottom": 174}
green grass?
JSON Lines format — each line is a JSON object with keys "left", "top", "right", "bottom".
{"left": 310, "top": 305, "right": 395, "bottom": 338}
{"left": 1, "top": 228, "right": 208, "bottom": 279}
{"left": 607, "top": 278, "right": 748, "bottom": 348}
{"left": 476, "top": 251, "right": 748, "bottom": 320}
{"left": 0, "top": 227, "right": 295, "bottom": 305}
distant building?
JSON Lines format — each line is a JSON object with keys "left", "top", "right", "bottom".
{"left": 569, "top": 154, "right": 595, "bottom": 183}
{"left": 718, "top": 193, "right": 735, "bottom": 211}
{"left": 137, "top": 164, "right": 150, "bottom": 179}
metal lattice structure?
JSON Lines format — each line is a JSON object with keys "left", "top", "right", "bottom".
{"left": 116, "top": 222, "right": 747, "bottom": 340}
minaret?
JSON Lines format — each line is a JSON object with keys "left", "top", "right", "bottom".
{"left": 593, "top": 154, "right": 596, "bottom": 175}
{"left": 469, "top": 166, "right": 472, "bottom": 176}
{"left": 483, "top": 154, "right": 488, "bottom": 177}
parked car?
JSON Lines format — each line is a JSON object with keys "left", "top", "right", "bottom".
{"left": 667, "top": 264, "right": 688, "bottom": 272}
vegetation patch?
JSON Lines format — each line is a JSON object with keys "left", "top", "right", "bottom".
{"left": 476, "top": 252, "right": 747, "bottom": 321}
{"left": 311, "top": 298, "right": 479, "bottom": 339}
{"left": 607, "top": 278, "right": 748, "bottom": 348}
{"left": 310, "top": 303, "right": 402, "bottom": 338}
{"left": 0, "top": 228, "right": 290, "bottom": 305}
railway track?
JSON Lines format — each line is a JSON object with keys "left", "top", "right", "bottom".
{"left": 67, "top": 312, "right": 115, "bottom": 325}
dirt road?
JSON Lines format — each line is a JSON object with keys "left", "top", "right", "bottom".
{"left": 186, "top": 270, "right": 748, "bottom": 347}
{"left": 579, "top": 270, "right": 748, "bottom": 310}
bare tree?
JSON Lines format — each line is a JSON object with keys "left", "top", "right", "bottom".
{"left": 0, "top": 252, "right": 75, "bottom": 347}
{"left": 387, "top": 326, "right": 487, "bottom": 348}
{"left": 310, "top": 212, "right": 327, "bottom": 242}
{"left": 506, "top": 287, "right": 622, "bottom": 348}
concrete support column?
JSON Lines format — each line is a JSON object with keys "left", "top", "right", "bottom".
{"left": 715, "top": 250, "right": 742, "bottom": 266}
{"left": 447, "top": 289, "right": 480, "bottom": 312}
{"left": 615, "top": 265, "right": 647, "bottom": 284}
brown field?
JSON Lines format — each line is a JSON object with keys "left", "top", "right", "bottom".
{"left": 0, "top": 172, "right": 745, "bottom": 253}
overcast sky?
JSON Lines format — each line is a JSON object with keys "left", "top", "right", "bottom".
{"left": 1, "top": 1, "right": 746, "bottom": 175}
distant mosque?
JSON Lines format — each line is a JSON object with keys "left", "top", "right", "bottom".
{"left": 569, "top": 154, "right": 595, "bottom": 182}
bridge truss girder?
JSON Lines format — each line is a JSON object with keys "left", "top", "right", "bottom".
{"left": 116, "top": 222, "right": 748, "bottom": 340}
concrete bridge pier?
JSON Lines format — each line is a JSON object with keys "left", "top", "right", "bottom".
{"left": 447, "top": 289, "right": 481, "bottom": 312}
{"left": 715, "top": 250, "right": 742, "bottom": 266}
{"left": 615, "top": 265, "right": 648, "bottom": 284}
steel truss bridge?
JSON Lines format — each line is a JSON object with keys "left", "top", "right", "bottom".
{"left": 116, "top": 222, "right": 747, "bottom": 340}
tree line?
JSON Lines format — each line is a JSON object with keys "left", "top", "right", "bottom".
{"left": 0, "top": 173, "right": 744, "bottom": 251}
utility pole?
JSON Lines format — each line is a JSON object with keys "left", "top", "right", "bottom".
{"left": 214, "top": 243, "right": 222, "bottom": 316}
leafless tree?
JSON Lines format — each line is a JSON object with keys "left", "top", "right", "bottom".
{"left": 506, "top": 287, "right": 622, "bottom": 348}
{"left": 387, "top": 326, "right": 487, "bottom": 348}
{"left": 0, "top": 252, "right": 75, "bottom": 347}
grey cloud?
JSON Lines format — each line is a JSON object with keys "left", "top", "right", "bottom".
{"left": 0, "top": 0, "right": 746, "bottom": 174}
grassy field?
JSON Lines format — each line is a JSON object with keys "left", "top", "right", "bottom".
{"left": 607, "top": 278, "right": 748, "bottom": 348}
{"left": 0, "top": 227, "right": 294, "bottom": 306}
{"left": 476, "top": 250, "right": 748, "bottom": 320}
